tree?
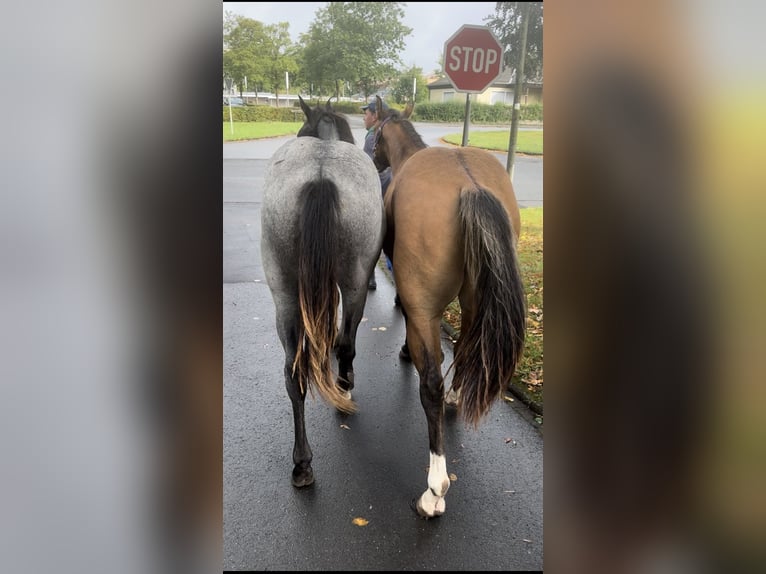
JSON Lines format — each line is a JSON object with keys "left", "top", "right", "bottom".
{"left": 391, "top": 67, "right": 428, "bottom": 104}
{"left": 260, "top": 22, "right": 299, "bottom": 105}
{"left": 486, "top": 2, "right": 543, "bottom": 81}
{"left": 223, "top": 15, "right": 299, "bottom": 105}
{"left": 223, "top": 14, "right": 268, "bottom": 96}
{"left": 300, "top": 2, "right": 412, "bottom": 99}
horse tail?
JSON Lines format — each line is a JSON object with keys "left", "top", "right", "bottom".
{"left": 292, "top": 177, "right": 356, "bottom": 414}
{"left": 451, "top": 188, "right": 526, "bottom": 427}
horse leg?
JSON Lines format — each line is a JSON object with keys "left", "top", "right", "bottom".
{"left": 407, "top": 316, "right": 450, "bottom": 518}
{"left": 445, "top": 288, "right": 476, "bottom": 407}
{"left": 399, "top": 304, "right": 412, "bottom": 361}
{"left": 275, "top": 301, "right": 314, "bottom": 488}
{"left": 335, "top": 283, "right": 367, "bottom": 399}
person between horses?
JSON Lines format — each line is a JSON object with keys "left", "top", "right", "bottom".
{"left": 361, "top": 98, "right": 393, "bottom": 291}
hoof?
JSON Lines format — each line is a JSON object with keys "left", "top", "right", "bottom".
{"left": 409, "top": 497, "right": 443, "bottom": 520}
{"left": 399, "top": 344, "right": 412, "bottom": 362}
{"left": 337, "top": 370, "right": 354, "bottom": 393}
{"left": 291, "top": 466, "right": 314, "bottom": 488}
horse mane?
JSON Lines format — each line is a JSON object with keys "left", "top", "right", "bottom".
{"left": 384, "top": 108, "right": 427, "bottom": 151}
{"left": 297, "top": 96, "right": 355, "bottom": 144}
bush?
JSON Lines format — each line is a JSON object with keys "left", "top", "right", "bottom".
{"left": 222, "top": 100, "right": 543, "bottom": 124}
{"left": 222, "top": 105, "right": 301, "bottom": 122}
{"left": 410, "top": 101, "right": 542, "bottom": 124}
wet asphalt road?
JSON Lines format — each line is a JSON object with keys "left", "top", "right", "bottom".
{"left": 223, "top": 117, "right": 543, "bottom": 571}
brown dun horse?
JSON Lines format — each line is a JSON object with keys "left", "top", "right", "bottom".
{"left": 372, "top": 96, "right": 526, "bottom": 518}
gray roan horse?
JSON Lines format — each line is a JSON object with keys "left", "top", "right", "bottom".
{"left": 260, "top": 96, "right": 384, "bottom": 488}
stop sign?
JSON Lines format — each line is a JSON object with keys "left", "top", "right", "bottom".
{"left": 443, "top": 25, "right": 503, "bottom": 93}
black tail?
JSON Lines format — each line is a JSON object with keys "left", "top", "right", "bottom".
{"left": 451, "top": 188, "right": 527, "bottom": 426}
{"left": 293, "top": 178, "right": 356, "bottom": 413}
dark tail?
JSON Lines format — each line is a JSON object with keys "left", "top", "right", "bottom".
{"left": 292, "top": 178, "right": 356, "bottom": 413}
{"left": 451, "top": 188, "right": 527, "bottom": 426}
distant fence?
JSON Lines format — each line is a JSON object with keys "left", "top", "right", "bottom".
{"left": 223, "top": 92, "right": 365, "bottom": 108}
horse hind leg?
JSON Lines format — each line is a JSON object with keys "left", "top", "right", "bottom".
{"left": 445, "top": 288, "right": 476, "bottom": 408}
{"left": 335, "top": 281, "right": 368, "bottom": 400}
{"left": 275, "top": 302, "right": 314, "bottom": 487}
{"left": 408, "top": 318, "right": 451, "bottom": 518}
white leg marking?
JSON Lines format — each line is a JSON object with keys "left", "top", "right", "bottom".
{"left": 417, "top": 452, "right": 450, "bottom": 517}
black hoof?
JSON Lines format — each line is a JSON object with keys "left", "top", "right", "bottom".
{"left": 337, "top": 370, "right": 354, "bottom": 392}
{"left": 291, "top": 466, "right": 315, "bottom": 488}
{"left": 399, "top": 344, "right": 412, "bottom": 362}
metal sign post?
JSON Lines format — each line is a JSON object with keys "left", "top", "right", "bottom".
{"left": 225, "top": 76, "right": 234, "bottom": 135}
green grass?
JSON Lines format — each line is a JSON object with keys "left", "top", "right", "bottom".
{"left": 223, "top": 121, "right": 303, "bottom": 142}
{"left": 224, "top": 122, "right": 544, "bottom": 156}
{"left": 442, "top": 130, "right": 543, "bottom": 155}
{"left": 443, "top": 207, "right": 543, "bottom": 418}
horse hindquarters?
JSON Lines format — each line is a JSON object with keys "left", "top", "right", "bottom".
{"left": 271, "top": 177, "right": 359, "bottom": 488}
{"left": 451, "top": 188, "right": 526, "bottom": 426}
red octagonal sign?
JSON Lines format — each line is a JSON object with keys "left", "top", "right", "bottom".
{"left": 443, "top": 25, "right": 503, "bottom": 93}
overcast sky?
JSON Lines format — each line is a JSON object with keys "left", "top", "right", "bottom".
{"left": 222, "top": 2, "right": 498, "bottom": 74}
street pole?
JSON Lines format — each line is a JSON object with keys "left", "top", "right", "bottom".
{"left": 225, "top": 76, "right": 234, "bottom": 136}
{"left": 461, "top": 93, "right": 471, "bottom": 147}
{"left": 506, "top": 1, "right": 531, "bottom": 179}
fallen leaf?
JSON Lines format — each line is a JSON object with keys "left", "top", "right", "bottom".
{"left": 449, "top": 473, "right": 458, "bottom": 481}
{"left": 502, "top": 395, "right": 515, "bottom": 402}
{"left": 340, "top": 424, "right": 350, "bottom": 430}
{"left": 505, "top": 437, "right": 513, "bottom": 443}
{"left": 352, "top": 517, "right": 369, "bottom": 527}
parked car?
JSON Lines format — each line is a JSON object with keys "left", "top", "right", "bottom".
{"left": 223, "top": 96, "right": 244, "bottom": 107}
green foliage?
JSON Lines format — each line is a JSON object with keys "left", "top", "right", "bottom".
{"left": 390, "top": 67, "right": 429, "bottom": 104}
{"left": 487, "top": 2, "right": 544, "bottom": 81}
{"left": 301, "top": 2, "right": 412, "bottom": 99}
{"left": 411, "top": 102, "right": 543, "bottom": 123}
{"left": 223, "top": 14, "right": 299, "bottom": 96}
{"left": 221, "top": 101, "right": 541, "bottom": 124}
{"left": 222, "top": 105, "right": 304, "bottom": 122}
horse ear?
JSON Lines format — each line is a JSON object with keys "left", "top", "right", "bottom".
{"left": 403, "top": 101, "right": 414, "bottom": 119}
{"left": 299, "top": 95, "right": 312, "bottom": 118}
{"left": 375, "top": 95, "right": 385, "bottom": 121}
{"left": 325, "top": 97, "right": 334, "bottom": 110}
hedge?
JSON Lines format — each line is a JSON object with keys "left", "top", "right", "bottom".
{"left": 223, "top": 100, "right": 542, "bottom": 124}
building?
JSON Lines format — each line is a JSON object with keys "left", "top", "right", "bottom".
{"left": 427, "top": 68, "right": 542, "bottom": 106}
